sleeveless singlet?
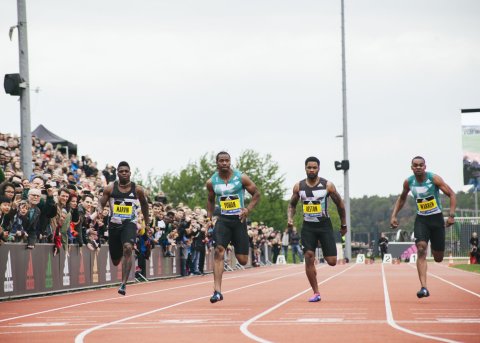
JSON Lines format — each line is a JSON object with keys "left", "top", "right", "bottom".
{"left": 211, "top": 170, "right": 245, "bottom": 216}
{"left": 408, "top": 172, "right": 442, "bottom": 216}
{"left": 298, "top": 177, "right": 329, "bottom": 222}
{"left": 109, "top": 181, "right": 140, "bottom": 224}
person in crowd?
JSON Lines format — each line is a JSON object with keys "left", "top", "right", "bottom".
{"left": 281, "top": 227, "right": 290, "bottom": 258}
{"left": 97, "top": 161, "right": 150, "bottom": 296}
{"left": 289, "top": 227, "right": 303, "bottom": 263}
{"left": 206, "top": 151, "right": 260, "bottom": 303}
{"left": 25, "top": 188, "right": 42, "bottom": 249}
{"left": 470, "top": 232, "right": 479, "bottom": 264}
{"left": 287, "top": 156, "right": 347, "bottom": 302}
{"left": 378, "top": 232, "right": 389, "bottom": 260}
{"left": 0, "top": 196, "right": 12, "bottom": 243}
{"left": 269, "top": 230, "right": 282, "bottom": 264}
{"left": 390, "top": 156, "right": 456, "bottom": 298}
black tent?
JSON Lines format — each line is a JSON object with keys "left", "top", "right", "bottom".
{"left": 32, "top": 124, "right": 78, "bottom": 156}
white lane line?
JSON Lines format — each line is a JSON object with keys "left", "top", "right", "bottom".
{"left": 0, "top": 264, "right": 297, "bottom": 323}
{"left": 407, "top": 264, "right": 480, "bottom": 298}
{"left": 382, "top": 263, "right": 460, "bottom": 343}
{"left": 74, "top": 267, "right": 311, "bottom": 343}
{"left": 239, "top": 263, "right": 358, "bottom": 343}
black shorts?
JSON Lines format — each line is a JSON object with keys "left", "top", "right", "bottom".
{"left": 213, "top": 215, "right": 249, "bottom": 255}
{"left": 108, "top": 221, "right": 137, "bottom": 261}
{"left": 414, "top": 213, "right": 445, "bottom": 251}
{"left": 301, "top": 218, "right": 337, "bottom": 257}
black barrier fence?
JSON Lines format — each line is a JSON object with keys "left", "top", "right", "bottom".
{"left": 0, "top": 243, "right": 279, "bottom": 300}
{"left": 0, "top": 244, "right": 219, "bottom": 300}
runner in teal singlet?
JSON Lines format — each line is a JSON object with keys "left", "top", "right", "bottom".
{"left": 206, "top": 151, "right": 260, "bottom": 303}
{"left": 391, "top": 156, "right": 456, "bottom": 299}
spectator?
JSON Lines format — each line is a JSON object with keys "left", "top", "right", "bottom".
{"left": 281, "top": 228, "right": 290, "bottom": 257}
{"left": 0, "top": 196, "right": 12, "bottom": 243}
{"left": 51, "top": 188, "right": 72, "bottom": 252}
{"left": 290, "top": 227, "right": 303, "bottom": 263}
{"left": 378, "top": 232, "right": 389, "bottom": 260}
{"left": 470, "top": 232, "right": 479, "bottom": 264}
{"left": 102, "top": 164, "right": 116, "bottom": 183}
{"left": 8, "top": 200, "right": 29, "bottom": 242}
{"left": 25, "top": 188, "right": 42, "bottom": 249}
{"left": 76, "top": 193, "right": 94, "bottom": 246}
{"left": 269, "top": 230, "right": 282, "bottom": 264}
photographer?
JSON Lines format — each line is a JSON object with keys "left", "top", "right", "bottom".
{"left": 190, "top": 218, "right": 206, "bottom": 275}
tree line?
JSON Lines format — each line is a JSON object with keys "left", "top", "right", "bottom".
{"left": 134, "top": 150, "right": 474, "bottom": 234}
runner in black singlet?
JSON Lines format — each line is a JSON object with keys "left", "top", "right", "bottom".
{"left": 98, "top": 161, "right": 150, "bottom": 295}
{"left": 287, "top": 156, "right": 347, "bottom": 302}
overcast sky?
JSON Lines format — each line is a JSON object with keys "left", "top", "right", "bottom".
{"left": 1, "top": 0, "right": 479, "bottom": 199}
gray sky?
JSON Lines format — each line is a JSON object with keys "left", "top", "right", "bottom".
{"left": 1, "top": 0, "right": 479, "bottom": 198}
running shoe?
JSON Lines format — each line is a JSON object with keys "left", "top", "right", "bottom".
{"left": 118, "top": 283, "right": 126, "bottom": 296}
{"left": 209, "top": 290, "right": 223, "bottom": 303}
{"left": 308, "top": 293, "right": 321, "bottom": 302}
{"left": 416, "top": 287, "right": 430, "bottom": 298}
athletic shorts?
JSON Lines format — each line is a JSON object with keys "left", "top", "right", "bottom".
{"left": 301, "top": 218, "right": 337, "bottom": 257}
{"left": 414, "top": 213, "right": 445, "bottom": 252}
{"left": 213, "top": 215, "right": 249, "bottom": 255}
{"left": 108, "top": 221, "right": 137, "bottom": 261}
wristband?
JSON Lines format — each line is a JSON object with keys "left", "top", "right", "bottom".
{"left": 448, "top": 213, "right": 455, "bottom": 218}
{"left": 341, "top": 224, "right": 347, "bottom": 229}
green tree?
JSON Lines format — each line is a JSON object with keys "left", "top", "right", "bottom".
{"left": 134, "top": 150, "right": 288, "bottom": 230}
{"left": 235, "top": 150, "right": 287, "bottom": 230}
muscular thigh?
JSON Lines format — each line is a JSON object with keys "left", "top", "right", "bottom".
{"left": 414, "top": 214, "right": 445, "bottom": 251}
{"left": 301, "top": 219, "right": 336, "bottom": 256}
{"left": 108, "top": 222, "right": 137, "bottom": 260}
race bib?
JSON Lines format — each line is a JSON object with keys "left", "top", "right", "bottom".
{"left": 113, "top": 202, "right": 133, "bottom": 219}
{"left": 220, "top": 195, "right": 241, "bottom": 215}
{"left": 303, "top": 200, "right": 322, "bottom": 217}
{"left": 416, "top": 196, "right": 438, "bottom": 214}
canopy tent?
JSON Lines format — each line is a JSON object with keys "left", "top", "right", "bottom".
{"left": 32, "top": 124, "right": 77, "bottom": 156}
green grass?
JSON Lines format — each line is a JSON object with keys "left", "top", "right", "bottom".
{"left": 451, "top": 264, "right": 480, "bottom": 274}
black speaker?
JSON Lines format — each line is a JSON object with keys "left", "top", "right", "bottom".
{"left": 334, "top": 160, "right": 350, "bottom": 171}
{"left": 4, "top": 73, "right": 22, "bottom": 96}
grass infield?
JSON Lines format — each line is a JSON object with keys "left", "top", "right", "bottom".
{"left": 451, "top": 263, "right": 480, "bottom": 274}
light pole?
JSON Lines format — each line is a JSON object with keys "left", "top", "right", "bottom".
{"left": 337, "top": 0, "right": 351, "bottom": 260}
{"left": 16, "top": 0, "right": 33, "bottom": 178}
{"left": 461, "top": 108, "right": 480, "bottom": 217}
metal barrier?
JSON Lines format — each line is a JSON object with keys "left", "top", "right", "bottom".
{"left": 445, "top": 217, "right": 478, "bottom": 258}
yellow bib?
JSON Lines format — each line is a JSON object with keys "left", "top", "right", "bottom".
{"left": 303, "top": 201, "right": 321, "bottom": 215}
{"left": 113, "top": 204, "right": 133, "bottom": 215}
{"left": 417, "top": 198, "right": 438, "bottom": 213}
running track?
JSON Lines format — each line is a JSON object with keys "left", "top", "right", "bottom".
{"left": 0, "top": 262, "right": 479, "bottom": 343}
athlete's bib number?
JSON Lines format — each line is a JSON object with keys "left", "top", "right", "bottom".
{"left": 220, "top": 195, "right": 241, "bottom": 215}
{"left": 303, "top": 200, "right": 322, "bottom": 217}
{"left": 416, "top": 196, "right": 438, "bottom": 214}
{"left": 113, "top": 202, "right": 133, "bottom": 219}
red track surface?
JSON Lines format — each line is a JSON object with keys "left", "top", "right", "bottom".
{"left": 0, "top": 262, "right": 479, "bottom": 343}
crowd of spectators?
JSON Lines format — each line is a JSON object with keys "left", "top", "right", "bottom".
{"left": 0, "top": 132, "right": 299, "bottom": 279}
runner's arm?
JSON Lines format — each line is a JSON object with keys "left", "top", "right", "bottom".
{"left": 287, "top": 183, "right": 300, "bottom": 228}
{"left": 390, "top": 180, "right": 410, "bottom": 228}
{"left": 137, "top": 186, "right": 150, "bottom": 227}
{"left": 433, "top": 174, "right": 456, "bottom": 227}
{"left": 206, "top": 179, "right": 215, "bottom": 219}
{"left": 327, "top": 182, "right": 347, "bottom": 236}
{"left": 240, "top": 174, "right": 260, "bottom": 221}
{"left": 97, "top": 183, "right": 112, "bottom": 214}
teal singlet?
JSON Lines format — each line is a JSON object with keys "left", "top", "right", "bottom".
{"left": 407, "top": 171, "right": 442, "bottom": 216}
{"left": 211, "top": 169, "right": 245, "bottom": 215}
